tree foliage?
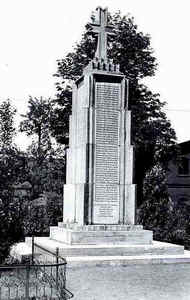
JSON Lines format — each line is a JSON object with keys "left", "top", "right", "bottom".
{"left": 0, "top": 99, "right": 17, "bottom": 148}
{"left": 19, "top": 95, "right": 65, "bottom": 197}
{"left": 20, "top": 96, "right": 56, "bottom": 165}
{"left": 24, "top": 150, "right": 65, "bottom": 199}
{"left": 0, "top": 147, "right": 27, "bottom": 263}
{"left": 22, "top": 193, "right": 62, "bottom": 237}
{"left": 0, "top": 192, "right": 24, "bottom": 263}
{"left": 0, "top": 98, "right": 64, "bottom": 262}
{"left": 130, "top": 85, "right": 177, "bottom": 203}
{"left": 137, "top": 164, "right": 172, "bottom": 236}
{"left": 138, "top": 164, "right": 190, "bottom": 248}
{"left": 52, "top": 11, "right": 177, "bottom": 205}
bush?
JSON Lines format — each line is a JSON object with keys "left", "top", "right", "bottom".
{"left": 137, "top": 164, "right": 190, "bottom": 248}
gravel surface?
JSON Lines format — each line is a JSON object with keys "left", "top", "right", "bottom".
{"left": 67, "top": 263, "right": 190, "bottom": 300}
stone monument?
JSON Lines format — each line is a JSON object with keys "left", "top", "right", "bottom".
{"left": 48, "top": 6, "right": 153, "bottom": 246}
{"left": 24, "top": 7, "right": 190, "bottom": 300}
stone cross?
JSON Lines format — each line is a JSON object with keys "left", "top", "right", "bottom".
{"left": 90, "top": 7, "right": 113, "bottom": 62}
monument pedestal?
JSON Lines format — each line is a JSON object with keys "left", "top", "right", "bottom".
{"left": 26, "top": 236, "right": 185, "bottom": 259}
{"left": 50, "top": 224, "right": 152, "bottom": 245}
{"left": 25, "top": 222, "right": 186, "bottom": 263}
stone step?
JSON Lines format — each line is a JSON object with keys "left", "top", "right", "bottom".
{"left": 50, "top": 226, "right": 153, "bottom": 245}
{"left": 66, "top": 251, "right": 190, "bottom": 267}
{"left": 57, "top": 223, "right": 143, "bottom": 231}
{"left": 29, "top": 237, "right": 185, "bottom": 259}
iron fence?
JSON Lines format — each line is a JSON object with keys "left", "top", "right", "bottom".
{"left": 0, "top": 237, "right": 73, "bottom": 300}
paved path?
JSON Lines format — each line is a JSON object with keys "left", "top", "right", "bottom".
{"left": 67, "top": 263, "right": 190, "bottom": 300}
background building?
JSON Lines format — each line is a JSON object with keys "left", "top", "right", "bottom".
{"left": 167, "top": 140, "right": 190, "bottom": 207}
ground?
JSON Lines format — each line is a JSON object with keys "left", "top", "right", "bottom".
{"left": 67, "top": 263, "right": 190, "bottom": 300}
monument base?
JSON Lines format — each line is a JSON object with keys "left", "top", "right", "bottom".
{"left": 49, "top": 223, "right": 153, "bottom": 245}
{"left": 22, "top": 233, "right": 190, "bottom": 300}
{"left": 24, "top": 224, "right": 186, "bottom": 259}
{"left": 26, "top": 237, "right": 185, "bottom": 258}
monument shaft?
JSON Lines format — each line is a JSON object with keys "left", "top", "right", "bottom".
{"left": 64, "top": 68, "right": 136, "bottom": 225}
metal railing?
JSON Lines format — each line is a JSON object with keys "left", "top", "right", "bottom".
{"left": 0, "top": 237, "right": 73, "bottom": 300}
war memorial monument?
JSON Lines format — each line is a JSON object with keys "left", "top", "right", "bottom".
{"left": 26, "top": 7, "right": 190, "bottom": 299}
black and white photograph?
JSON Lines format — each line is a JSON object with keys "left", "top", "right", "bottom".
{"left": 0, "top": 1, "right": 190, "bottom": 299}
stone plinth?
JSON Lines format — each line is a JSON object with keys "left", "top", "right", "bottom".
{"left": 26, "top": 237, "right": 185, "bottom": 259}
{"left": 50, "top": 224, "right": 152, "bottom": 245}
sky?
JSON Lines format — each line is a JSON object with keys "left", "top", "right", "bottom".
{"left": 0, "top": 0, "right": 190, "bottom": 149}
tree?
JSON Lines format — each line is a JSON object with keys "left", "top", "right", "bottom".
{"left": 0, "top": 99, "right": 28, "bottom": 199}
{"left": 52, "top": 11, "right": 177, "bottom": 205}
{"left": 0, "top": 99, "right": 17, "bottom": 148}
{"left": 137, "top": 164, "right": 190, "bottom": 248}
{"left": 20, "top": 96, "right": 56, "bottom": 165}
{"left": 19, "top": 96, "right": 65, "bottom": 196}
{"left": 130, "top": 85, "right": 177, "bottom": 204}
{"left": 18, "top": 96, "right": 65, "bottom": 236}
{"left": 0, "top": 100, "right": 32, "bottom": 262}
{"left": 24, "top": 148, "right": 65, "bottom": 199}
{"left": 23, "top": 192, "right": 63, "bottom": 237}
{"left": 0, "top": 147, "right": 27, "bottom": 263}
{"left": 137, "top": 164, "right": 172, "bottom": 239}
{"left": 0, "top": 192, "right": 24, "bottom": 263}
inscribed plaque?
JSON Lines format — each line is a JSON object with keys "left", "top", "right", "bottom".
{"left": 94, "top": 82, "right": 120, "bottom": 223}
